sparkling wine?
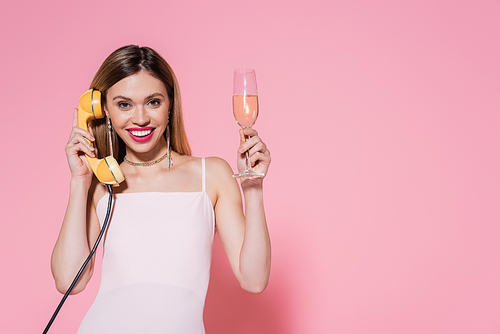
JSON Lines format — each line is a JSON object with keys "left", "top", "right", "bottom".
{"left": 233, "top": 95, "right": 258, "bottom": 128}
{"left": 231, "top": 68, "right": 264, "bottom": 179}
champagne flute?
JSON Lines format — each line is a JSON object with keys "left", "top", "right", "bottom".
{"left": 232, "top": 68, "right": 265, "bottom": 179}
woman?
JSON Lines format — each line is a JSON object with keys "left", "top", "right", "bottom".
{"left": 51, "top": 45, "right": 271, "bottom": 333}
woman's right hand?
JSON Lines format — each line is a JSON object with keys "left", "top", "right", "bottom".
{"left": 65, "top": 108, "right": 96, "bottom": 183}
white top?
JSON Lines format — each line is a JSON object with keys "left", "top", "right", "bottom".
{"left": 78, "top": 158, "right": 215, "bottom": 334}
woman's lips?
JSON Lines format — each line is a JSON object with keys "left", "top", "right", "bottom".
{"left": 126, "top": 127, "right": 155, "bottom": 143}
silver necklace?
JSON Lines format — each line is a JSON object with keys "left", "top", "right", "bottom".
{"left": 123, "top": 151, "right": 171, "bottom": 167}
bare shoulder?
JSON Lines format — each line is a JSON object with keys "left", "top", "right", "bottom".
{"left": 205, "top": 157, "right": 240, "bottom": 206}
{"left": 174, "top": 154, "right": 203, "bottom": 172}
{"left": 89, "top": 176, "right": 108, "bottom": 208}
{"left": 205, "top": 156, "right": 234, "bottom": 176}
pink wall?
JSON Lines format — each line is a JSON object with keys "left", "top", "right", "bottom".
{"left": 1, "top": 0, "right": 499, "bottom": 333}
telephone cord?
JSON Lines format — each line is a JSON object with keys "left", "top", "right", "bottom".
{"left": 42, "top": 184, "right": 114, "bottom": 334}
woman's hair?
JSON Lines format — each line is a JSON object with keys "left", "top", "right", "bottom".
{"left": 89, "top": 45, "right": 191, "bottom": 162}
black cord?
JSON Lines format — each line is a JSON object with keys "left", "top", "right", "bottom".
{"left": 43, "top": 184, "right": 114, "bottom": 334}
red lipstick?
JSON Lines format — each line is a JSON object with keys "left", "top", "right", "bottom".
{"left": 126, "top": 127, "right": 155, "bottom": 143}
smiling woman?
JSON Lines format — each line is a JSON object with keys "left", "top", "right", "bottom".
{"left": 106, "top": 72, "right": 170, "bottom": 160}
{"left": 50, "top": 45, "right": 272, "bottom": 333}
{"left": 89, "top": 46, "right": 191, "bottom": 164}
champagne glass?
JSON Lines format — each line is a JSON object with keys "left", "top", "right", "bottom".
{"left": 232, "top": 68, "right": 265, "bottom": 179}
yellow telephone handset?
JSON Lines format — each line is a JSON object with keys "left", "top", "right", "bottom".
{"left": 77, "top": 89, "right": 125, "bottom": 186}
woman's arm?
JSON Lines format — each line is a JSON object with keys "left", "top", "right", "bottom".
{"left": 210, "top": 128, "right": 271, "bottom": 293}
{"left": 51, "top": 180, "right": 101, "bottom": 294}
{"left": 50, "top": 109, "right": 102, "bottom": 294}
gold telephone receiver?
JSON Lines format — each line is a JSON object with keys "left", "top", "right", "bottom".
{"left": 78, "top": 89, "right": 125, "bottom": 186}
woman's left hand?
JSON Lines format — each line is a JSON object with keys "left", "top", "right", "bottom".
{"left": 237, "top": 128, "right": 271, "bottom": 183}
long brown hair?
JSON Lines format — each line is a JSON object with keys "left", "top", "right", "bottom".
{"left": 89, "top": 45, "right": 191, "bottom": 162}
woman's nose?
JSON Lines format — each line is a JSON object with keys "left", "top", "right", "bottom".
{"left": 132, "top": 105, "right": 150, "bottom": 125}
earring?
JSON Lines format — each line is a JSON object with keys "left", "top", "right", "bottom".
{"left": 166, "top": 124, "right": 173, "bottom": 170}
{"left": 107, "top": 116, "right": 114, "bottom": 158}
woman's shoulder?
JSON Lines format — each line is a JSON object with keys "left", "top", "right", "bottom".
{"left": 89, "top": 176, "right": 108, "bottom": 208}
{"left": 205, "top": 157, "right": 239, "bottom": 191}
{"left": 204, "top": 156, "right": 234, "bottom": 176}
{"left": 175, "top": 155, "right": 229, "bottom": 173}
{"left": 173, "top": 154, "right": 231, "bottom": 170}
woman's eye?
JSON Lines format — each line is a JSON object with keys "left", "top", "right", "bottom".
{"left": 118, "top": 101, "right": 131, "bottom": 109}
{"left": 148, "top": 99, "right": 161, "bottom": 107}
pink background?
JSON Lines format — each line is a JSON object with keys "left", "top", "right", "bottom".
{"left": 1, "top": 0, "right": 499, "bottom": 333}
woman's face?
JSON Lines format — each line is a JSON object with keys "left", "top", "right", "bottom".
{"left": 105, "top": 71, "right": 170, "bottom": 157}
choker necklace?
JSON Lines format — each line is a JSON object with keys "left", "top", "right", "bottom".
{"left": 123, "top": 151, "right": 171, "bottom": 167}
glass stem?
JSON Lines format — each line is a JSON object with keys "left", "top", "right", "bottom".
{"left": 244, "top": 134, "right": 252, "bottom": 171}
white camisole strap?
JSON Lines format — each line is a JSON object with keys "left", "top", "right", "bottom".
{"left": 202, "top": 158, "right": 206, "bottom": 193}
